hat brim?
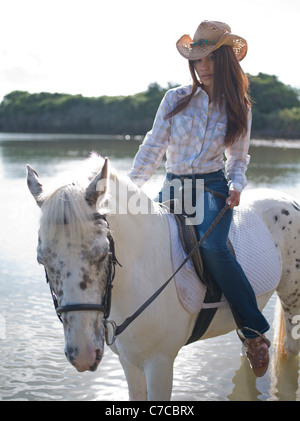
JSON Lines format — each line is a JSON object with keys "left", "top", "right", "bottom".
{"left": 176, "top": 32, "right": 247, "bottom": 62}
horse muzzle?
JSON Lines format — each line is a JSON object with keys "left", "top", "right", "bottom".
{"left": 65, "top": 345, "right": 103, "bottom": 372}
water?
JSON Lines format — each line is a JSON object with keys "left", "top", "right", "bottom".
{"left": 0, "top": 134, "right": 300, "bottom": 401}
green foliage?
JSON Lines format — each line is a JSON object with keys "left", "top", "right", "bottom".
{"left": 249, "top": 73, "right": 299, "bottom": 113}
{"left": 0, "top": 75, "right": 299, "bottom": 138}
{"left": 0, "top": 83, "right": 169, "bottom": 134}
{"left": 248, "top": 73, "right": 300, "bottom": 137}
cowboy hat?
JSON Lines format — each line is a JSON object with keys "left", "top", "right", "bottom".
{"left": 176, "top": 20, "right": 247, "bottom": 62}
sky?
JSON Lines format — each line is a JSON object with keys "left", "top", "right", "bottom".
{"left": 0, "top": 0, "right": 299, "bottom": 101}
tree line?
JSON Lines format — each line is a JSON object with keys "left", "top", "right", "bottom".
{"left": 0, "top": 73, "right": 299, "bottom": 139}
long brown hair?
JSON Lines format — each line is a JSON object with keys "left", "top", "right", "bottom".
{"left": 165, "top": 45, "right": 251, "bottom": 146}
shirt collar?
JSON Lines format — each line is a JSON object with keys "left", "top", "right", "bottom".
{"left": 183, "top": 84, "right": 224, "bottom": 105}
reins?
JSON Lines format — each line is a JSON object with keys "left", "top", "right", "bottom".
{"left": 107, "top": 197, "right": 230, "bottom": 345}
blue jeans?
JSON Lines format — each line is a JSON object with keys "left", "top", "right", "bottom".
{"left": 158, "top": 171, "right": 270, "bottom": 339}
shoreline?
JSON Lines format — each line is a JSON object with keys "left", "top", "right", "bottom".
{"left": 1, "top": 132, "right": 300, "bottom": 148}
{"left": 250, "top": 138, "right": 300, "bottom": 148}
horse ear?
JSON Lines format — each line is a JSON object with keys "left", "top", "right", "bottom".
{"left": 85, "top": 157, "right": 109, "bottom": 207}
{"left": 26, "top": 165, "right": 44, "bottom": 208}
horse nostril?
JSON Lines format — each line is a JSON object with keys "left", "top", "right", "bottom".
{"left": 65, "top": 346, "right": 77, "bottom": 364}
{"left": 88, "top": 349, "right": 102, "bottom": 371}
{"left": 95, "top": 349, "right": 102, "bottom": 362}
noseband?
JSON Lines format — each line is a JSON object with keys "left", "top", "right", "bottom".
{"left": 45, "top": 213, "right": 121, "bottom": 341}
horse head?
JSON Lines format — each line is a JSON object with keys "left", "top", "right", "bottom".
{"left": 26, "top": 157, "right": 113, "bottom": 372}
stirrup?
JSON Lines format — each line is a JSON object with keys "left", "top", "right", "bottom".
{"left": 236, "top": 327, "right": 271, "bottom": 348}
{"left": 236, "top": 327, "right": 271, "bottom": 377}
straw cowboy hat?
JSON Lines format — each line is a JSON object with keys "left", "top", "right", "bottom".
{"left": 176, "top": 20, "right": 247, "bottom": 62}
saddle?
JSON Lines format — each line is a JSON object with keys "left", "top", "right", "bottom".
{"left": 173, "top": 212, "right": 240, "bottom": 345}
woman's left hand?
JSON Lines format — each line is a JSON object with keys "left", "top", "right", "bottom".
{"left": 226, "top": 187, "right": 240, "bottom": 209}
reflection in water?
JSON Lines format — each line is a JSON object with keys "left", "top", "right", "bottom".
{"left": 248, "top": 145, "right": 300, "bottom": 191}
{"left": 0, "top": 136, "right": 141, "bottom": 179}
{"left": 270, "top": 355, "right": 300, "bottom": 401}
{"left": 229, "top": 358, "right": 260, "bottom": 401}
{"left": 0, "top": 135, "right": 300, "bottom": 401}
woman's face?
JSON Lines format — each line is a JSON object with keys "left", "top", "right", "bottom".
{"left": 194, "top": 53, "right": 214, "bottom": 91}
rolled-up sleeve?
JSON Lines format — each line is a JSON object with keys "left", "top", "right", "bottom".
{"left": 225, "top": 109, "right": 252, "bottom": 193}
{"left": 128, "top": 92, "right": 172, "bottom": 187}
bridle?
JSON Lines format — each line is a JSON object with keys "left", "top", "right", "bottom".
{"left": 44, "top": 213, "right": 121, "bottom": 345}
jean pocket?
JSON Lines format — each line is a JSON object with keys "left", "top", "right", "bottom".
{"left": 205, "top": 178, "right": 229, "bottom": 197}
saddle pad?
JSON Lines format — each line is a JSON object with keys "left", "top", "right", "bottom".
{"left": 167, "top": 202, "right": 282, "bottom": 314}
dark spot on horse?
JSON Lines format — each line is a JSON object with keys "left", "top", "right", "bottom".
{"left": 289, "top": 221, "right": 292, "bottom": 224}
{"left": 282, "top": 226, "right": 286, "bottom": 230}
{"left": 79, "top": 273, "right": 93, "bottom": 290}
{"left": 296, "top": 264, "right": 300, "bottom": 269}
{"left": 66, "top": 272, "right": 71, "bottom": 278}
{"left": 83, "top": 273, "right": 92, "bottom": 284}
{"left": 48, "top": 265, "right": 55, "bottom": 274}
{"left": 274, "top": 215, "right": 278, "bottom": 222}
{"left": 282, "top": 209, "right": 290, "bottom": 216}
{"left": 79, "top": 280, "right": 87, "bottom": 290}
{"left": 65, "top": 346, "right": 78, "bottom": 364}
{"left": 89, "top": 361, "right": 99, "bottom": 372}
{"left": 282, "top": 303, "right": 291, "bottom": 312}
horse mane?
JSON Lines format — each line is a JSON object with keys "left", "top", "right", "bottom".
{"left": 39, "top": 183, "right": 97, "bottom": 246}
{"left": 39, "top": 154, "right": 107, "bottom": 246}
{"left": 38, "top": 153, "right": 162, "bottom": 246}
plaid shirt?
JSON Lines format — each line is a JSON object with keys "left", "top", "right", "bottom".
{"left": 128, "top": 85, "right": 251, "bottom": 192}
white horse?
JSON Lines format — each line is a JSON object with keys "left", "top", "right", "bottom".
{"left": 26, "top": 155, "right": 300, "bottom": 400}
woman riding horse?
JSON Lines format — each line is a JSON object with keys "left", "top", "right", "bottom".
{"left": 128, "top": 20, "right": 270, "bottom": 377}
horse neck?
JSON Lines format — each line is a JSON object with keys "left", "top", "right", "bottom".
{"left": 105, "top": 177, "right": 169, "bottom": 268}
{"left": 102, "top": 177, "right": 174, "bottom": 326}
{"left": 108, "top": 210, "right": 168, "bottom": 265}
{"left": 106, "top": 202, "right": 171, "bottom": 326}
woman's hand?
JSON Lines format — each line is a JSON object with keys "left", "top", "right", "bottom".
{"left": 226, "top": 187, "right": 240, "bottom": 209}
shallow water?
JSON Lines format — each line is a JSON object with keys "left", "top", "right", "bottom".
{"left": 0, "top": 134, "right": 300, "bottom": 401}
